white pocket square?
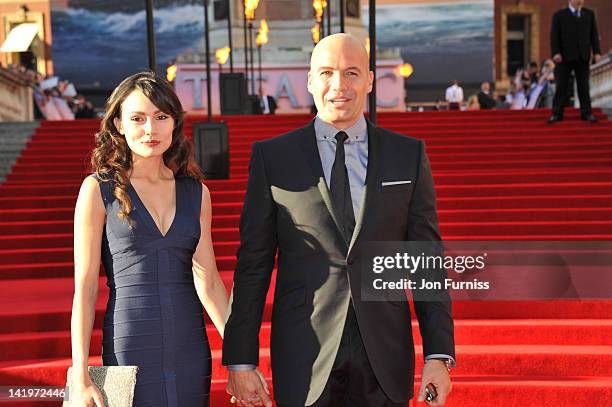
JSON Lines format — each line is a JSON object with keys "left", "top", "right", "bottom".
{"left": 381, "top": 180, "right": 412, "bottom": 186}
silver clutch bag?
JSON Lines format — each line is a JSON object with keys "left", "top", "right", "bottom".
{"left": 63, "top": 366, "right": 138, "bottom": 407}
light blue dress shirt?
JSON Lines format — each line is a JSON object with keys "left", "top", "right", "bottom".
{"left": 568, "top": 4, "right": 581, "bottom": 17}
{"left": 314, "top": 115, "right": 368, "bottom": 217}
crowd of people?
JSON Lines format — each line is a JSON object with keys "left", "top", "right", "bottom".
{"left": 442, "top": 59, "right": 560, "bottom": 112}
{"left": 3, "top": 63, "right": 96, "bottom": 120}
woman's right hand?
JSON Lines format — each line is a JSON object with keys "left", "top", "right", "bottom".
{"left": 71, "top": 377, "right": 105, "bottom": 407}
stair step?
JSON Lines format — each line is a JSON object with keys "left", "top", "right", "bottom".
{"left": 3, "top": 207, "right": 612, "bottom": 226}
{"left": 0, "top": 277, "right": 611, "bottom": 336}
{"left": 0, "top": 193, "right": 611, "bottom": 212}
{"left": 2, "top": 346, "right": 612, "bottom": 387}
{"left": 2, "top": 319, "right": 612, "bottom": 362}
{"left": 7, "top": 167, "right": 612, "bottom": 187}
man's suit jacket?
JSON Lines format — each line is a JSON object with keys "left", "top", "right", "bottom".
{"left": 260, "top": 95, "right": 277, "bottom": 114}
{"left": 551, "top": 7, "right": 601, "bottom": 62}
{"left": 477, "top": 92, "right": 496, "bottom": 110}
{"left": 222, "top": 118, "right": 455, "bottom": 405}
{"left": 266, "top": 95, "right": 277, "bottom": 114}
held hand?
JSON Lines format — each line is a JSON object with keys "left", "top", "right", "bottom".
{"left": 594, "top": 54, "right": 602, "bottom": 63}
{"left": 553, "top": 54, "right": 563, "bottom": 63}
{"left": 227, "top": 370, "right": 272, "bottom": 407}
{"left": 72, "top": 377, "right": 105, "bottom": 407}
{"left": 254, "top": 369, "right": 270, "bottom": 396}
{"left": 417, "top": 360, "right": 452, "bottom": 406}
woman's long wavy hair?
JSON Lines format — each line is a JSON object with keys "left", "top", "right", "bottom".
{"left": 91, "top": 71, "right": 204, "bottom": 225}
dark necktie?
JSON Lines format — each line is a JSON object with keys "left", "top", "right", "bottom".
{"left": 330, "top": 131, "right": 356, "bottom": 244}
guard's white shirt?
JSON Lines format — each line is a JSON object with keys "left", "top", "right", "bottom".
{"left": 445, "top": 84, "right": 464, "bottom": 103}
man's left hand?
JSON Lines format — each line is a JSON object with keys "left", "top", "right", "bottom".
{"left": 417, "top": 360, "right": 452, "bottom": 406}
{"left": 594, "top": 54, "right": 602, "bottom": 63}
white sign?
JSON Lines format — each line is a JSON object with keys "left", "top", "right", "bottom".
{"left": 175, "top": 61, "right": 405, "bottom": 114}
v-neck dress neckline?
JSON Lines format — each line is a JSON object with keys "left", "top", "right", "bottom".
{"left": 129, "top": 177, "right": 179, "bottom": 238}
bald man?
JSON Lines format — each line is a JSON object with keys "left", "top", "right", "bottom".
{"left": 222, "top": 34, "right": 455, "bottom": 407}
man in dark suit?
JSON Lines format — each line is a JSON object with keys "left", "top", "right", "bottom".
{"left": 260, "top": 88, "right": 278, "bottom": 115}
{"left": 548, "top": 0, "right": 601, "bottom": 124}
{"left": 223, "top": 33, "right": 455, "bottom": 407}
{"left": 477, "top": 82, "right": 496, "bottom": 110}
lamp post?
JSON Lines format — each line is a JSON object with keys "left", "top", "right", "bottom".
{"left": 225, "top": 0, "right": 234, "bottom": 72}
{"left": 145, "top": 0, "right": 156, "bottom": 72}
{"left": 339, "top": 0, "right": 345, "bottom": 32}
{"left": 243, "top": 1, "right": 248, "bottom": 85}
{"left": 244, "top": 0, "right": 260, "bottom": 95}
{"left": 397, "top": 63, "right": 414, "bottom": 109}
{"left": 192, "top": 0, "right": 229, "bottom": 181}
{"left": 255, "top": 20, "right": 269, "bottom": 95}
{"left": 203, "top": 0, "right": 212, "bottom": 121}
{"left": 248, "top": 22, "right": 254, "bottom": 94}
{"left": 326, "top": 0, "right": 331, "bottom": 36}
{"left": 216, "top": 46, "right": 231, "bottom": 73}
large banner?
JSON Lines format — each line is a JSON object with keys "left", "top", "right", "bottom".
{"left": 50, "top": 0, "right": 204, "bottom": 89}
{"left": 50, "top": 0, "right": 493, "bottom": 100}
{"left": 367, "top": 0, "right": 493, "bottom": 100}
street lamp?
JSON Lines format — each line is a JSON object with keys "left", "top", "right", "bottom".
{"left": 244, "top": 0, "right": 260, "bottom": 95}
{"left": 397, "top": 63, "right": 414, "bottom": 107}
{"left": 166, "top": 63, "right": 177, "bottom": 82}
{"left": 255, "top": 19, "right": 269, "bottom": 95}
{"left": 311, "top": 23, "right": 321, "bottom": 45}
{"left": 216, "top": 46, "right": 231, "bottom": 73}
{"left": 398, "top": 63, "right": 414, "bottom": 78}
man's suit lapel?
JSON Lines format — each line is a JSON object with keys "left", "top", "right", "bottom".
{"left": 348, "top": 119, "right": 381, "bottom": 256}
{"left": 298, "top": 119, "right": 345, "bottom": 238}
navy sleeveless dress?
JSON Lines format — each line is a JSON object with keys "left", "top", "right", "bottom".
{"left": 93, "top": 174, "right": 211, "bottom": 406}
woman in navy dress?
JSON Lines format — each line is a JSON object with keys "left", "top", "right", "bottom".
{"left": 70, "top": 72, "right": 230, "bottom": 406}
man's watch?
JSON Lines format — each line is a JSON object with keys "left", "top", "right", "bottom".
{"left": 430, "top": 358, "right": 453, "bottom": 373}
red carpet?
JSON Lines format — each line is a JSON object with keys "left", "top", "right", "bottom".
{"left": 0, "top": 109, "right": 611, "bottom": 406}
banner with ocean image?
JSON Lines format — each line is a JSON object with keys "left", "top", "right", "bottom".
{"left": 49, "top": 0, "right": 493, "bottom": 99}
{"left": 364, "top": 0, "right": 493, "bottom": 99}
{"left": 50, "top": 0, "right": 204, "bottom": 90}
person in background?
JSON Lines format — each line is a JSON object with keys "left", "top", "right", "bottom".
{"left": 51, "top": 88, "right": 75, "bottom": 120}
{"left": 433, "top": 99, "right": 443, "bottom": 111}
{"left": 477, "top": 82, "right": 496, "bottom": 110}
{"left": 495, "top": 94, "right": 511, "bottom": 110}
{"left": 41, "top": 89, "right": 62, "bottom": 120}
{"left": 74, "top": 95, "right": 96, "bottom": 119}
{"left": 527, "top": 61, "right": 540, "bottom": 86}
{"left": 445, "top": 80, "right": 464, "bottom": 110}
{"left": 259, "top": 87, "right": 277, "bottom": 115}
{"left": 510, "top": 69, "right": 528, "bottom": 110}
{"left": 548, "top": 0, "right": 601, "bottom": 124}
{"left": 466, "top": 94, "right": 481, "bottom": 111}
{"left": 538, "top": 60, "right": 557, "bottom": 109}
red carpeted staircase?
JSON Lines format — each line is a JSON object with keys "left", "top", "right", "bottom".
{"left": 1, "top": 109, "right": 611, "bottom": 406}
